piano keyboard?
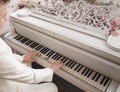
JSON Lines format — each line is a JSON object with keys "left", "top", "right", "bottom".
{"left": 12, "top": 34, "right": 112, "bottom": 92}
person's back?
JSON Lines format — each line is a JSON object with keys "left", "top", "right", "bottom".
{"left": 0, "top": 0, "right": 63, "bottom": 92}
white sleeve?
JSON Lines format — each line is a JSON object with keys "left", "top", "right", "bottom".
{"left": 12, "top": 54, "right": 24, "bottom": 63}
{"left": 0, "top": 54, "right": 53, "bottom": 84}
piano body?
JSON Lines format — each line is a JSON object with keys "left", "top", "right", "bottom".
{"left": 4, "top": 1, "right": 120, "bottom": 92}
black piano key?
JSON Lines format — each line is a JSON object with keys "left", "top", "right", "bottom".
{"left": 65, "top": 60, "right": 72, "bottom": 66}
{"left": 31, "top": 43, "right": 39, "bottom": 49}
{"left": 100, "top": 76, "right": 106, "bottom": 85}
{"left": 60, "top": 57, "right": 65, "bottom": 61}
{"left": 42, "top": 49, "right": 49, "bottom": 54}
{"left": 40, "top": 48, "right": 46, "bottom": 53}
{"left": 49, "top": 52, "right": 57, "bottom": 59}
{"left": 56, "top": 55, "right": 62, "bottom": 60}
{"left": 63, "top": 59, "right": 71, "bottom": 66}
{"left": 92, "top": 72, "right": 98, "bottom": 80}
{"left": 40, "top": 47, "right": 47, "bottom": 53}
{"left": 34, "top": 44, "right": 41, "bottom": 50}
{"left": 51, "top": 53, "right": 58, "bottom": 59}
{"left": 74, "top": 64, "right": 81, "bottom": 71}
{"left": 25, "top": 40, "right": 33, "bottom": 45}
{"left": 35, "top": 45, "right": 43, "bottom": 51}
{"left": 77, "top": 65, "right": 83, "bottom": 72}
{"left": 53, "top": 53, "right": 60, "bottom": 60}
{"left": 101, "top": 77, "right": 107, "bottom": 86}
{"left": 48, "top": 51, "right": 55, "bottom": 57}
{"left": 44, "top": 50, "right": 51, "bottom": 55}
{"left": 70, "top": 62, "right": 76, "bottom": 69}
{"left": 87, "top": 70, "right": 93, "bottom": 78}
{"left": 43, "top": 48, "right": 50, "bottom": 54}
{"left": 43, "top": 50, "right": 51, "bottom": 56}
{"left": 97, "top": 75, "right": 104, "bottom": 85}
{"left": 35, "top": 45, "right": 41, "bottom": 51}
{"left": 95, "top": 74, "right": 101, "bottom": 82}
{"left": 29, "top": 42, "right": 37, "bottom": 48}
{"left": 38, "top": 47, "right": 44, "bottom": 52}
{"left": 81, "top": 67, "right": 87, "bottom": 75}
{"left": 58, "top": 56, "right": 65, "bottom": 61}
{"left": 20, "top": 38, "right": 29, "bottom": 43}
{"left": 46, "top": 50, "right": 53, "bottom": 56}
{"left": 41, "top": 48, "right": 49, "bottom": 55}
{"left": 103, "top": 78, "right": 110, "bottom": 86}
{"left": 14, "top": 35, "right": 20, "bottom": 39}
{"left": 39, "top": 47, "right": 45, "bottom": 53}
{"left": 84, "top": 69, "right": 90, "bottom": 76}
{"left": 61, "top": 57, "right": 67, "bottom": 62}
{"left": 16, "top": 36, "right": 23, "bottom": 41}
{"left": 43, "top": 48, "right": 49, "bottom": 53}
{"left": 67, "top": 61, "right": 74, "bottom": 68}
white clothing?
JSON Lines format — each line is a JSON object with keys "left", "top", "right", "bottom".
{"left": 0, "top": 38, "right": 58, "bottom": 92}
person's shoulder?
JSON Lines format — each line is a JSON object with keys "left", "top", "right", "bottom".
{"left": 0, "top": 38, "right": 10, "bottom": 55}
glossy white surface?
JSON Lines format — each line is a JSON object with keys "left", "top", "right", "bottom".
{"left": 107, "top": 30, "right": 120, "bottom": 52}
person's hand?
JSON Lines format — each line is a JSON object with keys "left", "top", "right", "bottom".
{"left": 51, "top": 61, "right": 63, "bottom": 73}
{"left": 23, "top": 51, "right": 38, "bottom": 63}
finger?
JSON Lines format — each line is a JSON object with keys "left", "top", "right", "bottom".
{"left": 30, "top": 51, "right": 38, "bottom": 56}
{"left": 31, "top": 58, "right": 36, "bottom": 61}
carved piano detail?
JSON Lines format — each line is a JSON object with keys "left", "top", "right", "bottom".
{"left": 4, "top": 0, "right": 120, "bottom": 92}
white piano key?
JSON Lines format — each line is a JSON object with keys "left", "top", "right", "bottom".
{"left": 68, "top": 62, "right": 78, "bottom": 74}
{"left": 77, "top": 66, "right": 86, "bottom": 79}
{"left": 58, "top": 56, "right": 65, "bottom": 61}
{"left": 42, "top": 50, "right": 52, "bottom": 59}
{"left": 92, "top": 73, "right": 101, "bottom": 87}
{"left": 83, "top": 69, "right": 92, "bottom": 83}
{"left": 102, "top": 79, "right": 111, "bottom": 91}
{"left": 47, "top": 51, "right": 54, "bottom": 57}
{"left": 48, "top": 52, "right": 57, "bottom": 62}
{"left": 50, "top": 53, "right": 59, "bottom": 63}
{"left": 24, "top": 39, "right": 31, "bottom": 45}
{"left": 95, "top": 75, "right": 104, "bottom": 89}
{"left": 62, "top": 59, "right": 71, "bottom": 70}
{"left": 100, "top": 77, "right": 108, "bottom": 91}
{"left": 63, "top": 60, "right": 73, "bottom": 71}
{"left": 79, "top": 67, "right": 88, "bottom": 80}
{"left": 19, "top": 37, "right": 25, "bottom": 42}
{"left": 41, "top": 48, "right": 50, "bottom": 58}
{"left": 65, "top": 61, "right": 74, "bottom": 71}
{"left": 81, "top": 68, "right": 90, "bottom": 81}
{"left": 87, "top": 71, "right": 96, "bottom": 84}
{"left": 67, "top": 61, "right": 75, "bottom": 72}
{"left": 73, "top": 64, "right": 82, "bottom": 76}
{"left": 43, "top": 49, "right": 51, "bottom": 58}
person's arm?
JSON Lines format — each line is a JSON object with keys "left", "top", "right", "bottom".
{"left": 12, "top": 51, "right": 38, "bottom": 63}
{"left": 12, "top": 54, "right": 24, "bottom": 63}
{"left": 0, "top": 54, "right": 53, "bottom": 84}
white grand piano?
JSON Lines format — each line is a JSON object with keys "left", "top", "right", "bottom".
{"left": 4, "top": 0, "right": 120, "bottom": 92}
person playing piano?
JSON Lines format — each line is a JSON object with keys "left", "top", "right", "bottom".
{"left": 0, "top": 0, "right": 63, "bottom": 92}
